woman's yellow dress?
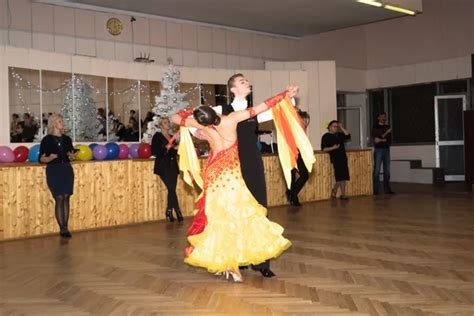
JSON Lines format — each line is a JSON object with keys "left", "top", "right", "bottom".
{"left": 184, "top": 142, "right": 291, "bottom": 273}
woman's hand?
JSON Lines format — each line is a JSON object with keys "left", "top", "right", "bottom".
{"left": 41, "top": 153, "right": 58, "bottom": 163}
{"left": 286, "top": 84, "right": 299, "bottom": 98}
{"left": 67, "top": 151, "right": 75, "bottom": 161}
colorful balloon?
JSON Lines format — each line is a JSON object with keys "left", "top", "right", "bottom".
{"left": 13, "top": 146, "right": 29, "bottom": 162}
{"left": 28, "top": 144, "right": 41, "bottom": 163}
{"left": 88, "top": 143, "right": 98, "bottom": 160}
{"left": 138, "top": 143, "right": 152, "bottom": 159}
{"left": 93, "top": 144, "right": 108, "bottom": 160}
{"left": 129, "top": 143, "right": 140, "bottom": 159}
{"left": 105, "top": 143, "right": 120, "bottom": 160}
{"left": 118, "top": 144, "right": 129, "bottom": 159}
{"left": 74, "top": 145, "right": 93, "bottom": 161}
{"left": 0, "top": 146, "right": 15, "bottom": 163}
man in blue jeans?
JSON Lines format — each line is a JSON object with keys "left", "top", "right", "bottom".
{"left": 372, "top": 112, "right": 395, "bottom": 195}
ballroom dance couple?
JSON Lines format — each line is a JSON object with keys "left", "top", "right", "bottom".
{"left": 171, "top": 74, "right": 314, "bottom": 282}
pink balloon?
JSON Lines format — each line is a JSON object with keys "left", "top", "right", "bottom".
{"left": 118, "top": 144, "right": 129, "bottom": 159}
{"left": 0, "top": 146, "right": 15, "bottom": 163}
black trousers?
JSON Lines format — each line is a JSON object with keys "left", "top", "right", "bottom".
{"left": 159, "top": 163, "right": 180, "bottom": 210}
{"left": 240, "top": 157, "right": 270, "bottom": 270}
{"left": 290, "top": 153, "right": 309, "bottom": 197}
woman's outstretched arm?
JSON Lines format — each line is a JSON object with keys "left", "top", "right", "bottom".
{"left": 170, "top": 111, "right": 203, "bottom": 129}
{"left": 228, "top": 85, "right": 299, "bottom": 123}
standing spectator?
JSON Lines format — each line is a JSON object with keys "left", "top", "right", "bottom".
{"left": 151, "top": 117, "right": 183, "bottom": 222}
{"left": 39, "top": 114, "right": 75, "bottom": 238}
{"left": 372, "top": 112, "right": 394, "bottom": 195}
{"left": 321, "top": 120, "right": 351, "bottom": 200}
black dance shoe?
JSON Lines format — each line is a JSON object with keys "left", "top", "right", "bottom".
{"left": 59, "top": 228, "right": 72, "bottom": 238}
{"left": 291, "top": 195, "right": 302, "bottom": 207}
{"left": 259, "top": 269, "right": 276, "bottom": 278}
{"left": 286, "top": 190, "right": 292, "bottom": 204}
{"left": 165, "top": 209, "right": 175, "bottom": 222}
{"left": 175, "top": 209, "right": 184, "bottom": 222}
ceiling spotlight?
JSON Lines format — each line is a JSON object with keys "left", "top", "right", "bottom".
{"left": 356, "top": 0, "right": 383, "bottom": 7}
{"left": 383, "top": 4, "right": 416, "bottom": 15}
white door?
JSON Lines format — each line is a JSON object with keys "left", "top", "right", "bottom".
{"left": 434, "top": 95, "right": 466, "bottom": 181}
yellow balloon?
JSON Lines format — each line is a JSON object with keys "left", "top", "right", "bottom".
{"left": 74, "top": 145, "right": 93, "bottom": 161}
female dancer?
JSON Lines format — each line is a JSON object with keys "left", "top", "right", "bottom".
{"left": 39, "top": 114, "right": 75, "bottom": 238}
{"left": 151, "top": 117, "right": 183, "bottom": 222}
{"left": 171, "top": 87, "right": 299, "bottom": 282}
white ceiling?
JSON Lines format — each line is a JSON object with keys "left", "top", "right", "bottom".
{"left": 38, "top": 0, "right": 405, "bottom": 37}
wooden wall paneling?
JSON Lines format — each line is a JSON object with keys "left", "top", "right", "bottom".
{"left": 0, "top": 150, "right": 372, "bottom": 240}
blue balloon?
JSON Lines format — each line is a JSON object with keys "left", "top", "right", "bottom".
{"left": 28, "top": 144, "right": 41, "bottom": 162}
{"left": 105, "top": 142, "right": 120, "bottom": 160}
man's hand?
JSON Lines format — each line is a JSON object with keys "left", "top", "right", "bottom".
{"left": 333, "top": 144, "right": 340, "bottom": 150}
{"left": 382, "top": 128, "right": 392, "bottom": 138}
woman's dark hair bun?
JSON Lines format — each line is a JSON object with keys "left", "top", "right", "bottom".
{"left": 193, "top": 105, "right": 221, "bottom": 127}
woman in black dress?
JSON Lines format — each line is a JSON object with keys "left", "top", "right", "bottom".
{"left": 321, "top": 120, "right": 351, "bottom": 200}
{"left": 151, "top": 117, "right": 183, "bottom": 222}
{"left": 39, "top": 114, "right": 75, "bottom": 238}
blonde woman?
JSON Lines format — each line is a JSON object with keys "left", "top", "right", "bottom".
{"left": 151, "top": 117, "right": 183, "bottom": 222}
{"left": 39, "top": 114, "right": 76, "bottom": 238}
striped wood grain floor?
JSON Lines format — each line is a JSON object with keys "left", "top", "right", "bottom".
{"left": 1, "top": 184, "right": 473, "bottom": 315}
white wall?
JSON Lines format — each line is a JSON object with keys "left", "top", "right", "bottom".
{"left": 390, "top": 145, "right": 437, "bottom": 168}
{"left": 0, "top": 0, "right": 299, "bottom": 70}
{"left": 265, "top": 61, "right": 337, "bottom": 149}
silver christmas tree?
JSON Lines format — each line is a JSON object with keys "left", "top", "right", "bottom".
{"left": 61, "top": 76, "right": 103, "bottom": 141}
{"left": 143, "top": 59, "right": 189, "bottom": 143}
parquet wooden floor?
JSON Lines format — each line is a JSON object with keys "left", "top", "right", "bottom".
{"left": 1, "top": 184, "right": 474, "bottom": 315}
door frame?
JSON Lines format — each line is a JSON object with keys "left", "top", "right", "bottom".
{"left": 434, "top": 94, "right": 466, "bottom": 181}
{"left": 337, "top": 106, "right": 363, "bottom": 149}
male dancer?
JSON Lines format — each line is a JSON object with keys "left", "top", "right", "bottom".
{"left": 220, "top": 73, "right": 275, "bottom": 277}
